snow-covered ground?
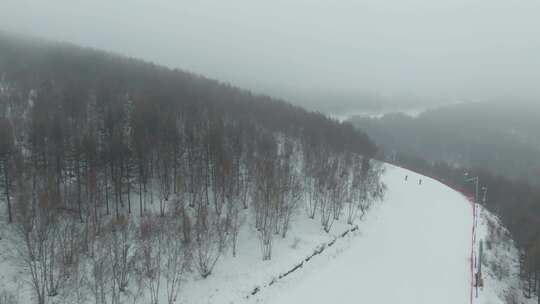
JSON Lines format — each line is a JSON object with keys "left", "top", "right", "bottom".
{"left": 249, "top": 164, "right": 473, "bottom": 304}
{"left": 474, "top": 204, "right": 534, "bottom": 304}
{"left": 0, "top": 164, "right": 529, "bottom": 304}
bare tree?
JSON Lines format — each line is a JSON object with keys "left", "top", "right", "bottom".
{"left": 275, "top": 140, "right": 302, "bottom": 238}
{"left": 346, "top": 156, "right": 363, "bottom": 225}
{"left": 303, "top": 150, "right": 319, "bottom": 220}
{"left": 109, "top": 216, "right": 135, "bottom": 296}
{"left": 227, "top": 202, "right": 243, "bottom": 257}
{"left": 348, "top": 158, "right": 385, "bottom": 224}
{"left": 157, "top": 147, "right": 173, "bottom": 217}
{"left": 193, "top": 202, "right": 221, "bottom": 278}
{"left": 318, "top": 158, "right": 337, "bottom": 233}
{"left": 8, "top": 180, "right": 75, "bottom": 304}
{"left": 135, "top": 215, "right": 163, "bottom": 304}
{"left": 87, "top": 232, "right": 112, "bottom": 304}
{"left": 0, "top": 118, "right": 14, "bottom": 223}
{"left": 162, "top": 214, "right": 189, "bottom": 304}
{"left": 254, "top": 158, "right": 278, "bottom": 260}
{"left": 331, "top": 155, "right": 350, "bottom": 221}
{"left": 8, "top": 178, "right": 46, "bottom": 304}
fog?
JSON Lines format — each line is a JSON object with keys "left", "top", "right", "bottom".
{"left": 1, "top": 0, "right": 539, "bottom": 111}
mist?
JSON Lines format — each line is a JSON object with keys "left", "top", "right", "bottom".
{"left": 1, "top": 0, "right": 539, "bottom": 111}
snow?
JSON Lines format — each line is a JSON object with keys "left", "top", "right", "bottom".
{"left": 177, "top": 214, "right": 354, "bottom": 304}
{"left": 474, "top": 205, "right": 534, "bottom": 304}
{"left": 249, "top": 164, "right": 473, "bottom": 304}
{"left": 0, "top": 164, "right": 530, "bottom": 304}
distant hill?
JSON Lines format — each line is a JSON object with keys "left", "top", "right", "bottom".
{"left": 349, "top": 101, "right": 540, "bottom": 183}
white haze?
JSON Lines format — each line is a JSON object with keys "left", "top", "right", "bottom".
{"left": 1, "top": 0, "right": 539, "bottom": 110}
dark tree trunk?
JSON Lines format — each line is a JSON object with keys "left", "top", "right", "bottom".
{"left": 3, "top": 160, "right": 12, "bottom": 223}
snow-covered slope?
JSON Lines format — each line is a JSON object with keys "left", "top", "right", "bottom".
{"left": 249, "top": 164, "right": 473, "bottom": 304}
{"left": 474, "top": 205, "right": 534, "bottom": 304}
{"left": 1, "top": 164, "right": 528, "bottom": 304}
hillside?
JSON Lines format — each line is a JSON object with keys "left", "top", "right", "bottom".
{"left": 0, "top": 31, "right": 375, "bottom": 157}
{"left": 3, "top": 163, "right": 525, "bottom": 304}
{"left": 0, "top": 32, "right": 383, "bottom": 304}
{"left": 475, "top": 204, "right": 533, "bottom": 304}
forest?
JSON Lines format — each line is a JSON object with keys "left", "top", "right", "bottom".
{"left": 0, "top": 32, "right": 384, "bottom": 304}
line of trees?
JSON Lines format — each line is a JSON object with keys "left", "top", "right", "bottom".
{"left": 0, "top": 32, "right": 384, "bottom": 304}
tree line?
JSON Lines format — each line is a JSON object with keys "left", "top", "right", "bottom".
{"left": 0, "top": 32, "right": 384, "bottom": 304}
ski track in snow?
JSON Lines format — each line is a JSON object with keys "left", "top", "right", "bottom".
{"left": 251, "top": 164, "right": 473, "bottom": 304}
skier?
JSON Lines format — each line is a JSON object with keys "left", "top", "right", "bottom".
{"left": 405, "top": 175, "right": 408, "bottom": 181}
{"left": 419, "top": 179, "right": 422, "bottom": 185}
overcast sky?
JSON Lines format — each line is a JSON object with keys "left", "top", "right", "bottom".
{"left": 1, "top": 0, "right": 539, "bottom": 109}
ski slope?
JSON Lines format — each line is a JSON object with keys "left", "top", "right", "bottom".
{"left": 251, "top": 164, "right": 473, "bottom": 304}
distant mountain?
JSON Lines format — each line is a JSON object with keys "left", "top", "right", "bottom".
{"left": 349, "top": 101, "right": 540, "bottom": 183}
